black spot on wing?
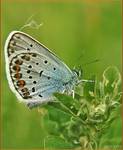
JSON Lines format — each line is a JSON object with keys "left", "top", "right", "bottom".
{"left": 39, "top": 70, "right": 43, "bottom": 77}
{"left": 44, "top": 60, "right": 48, "bottom": 64}
{"left": 33, "top": 81, "right": 37, "bottom": 84}
{"left": 27, "top": 70, "right": 31, "bottom": 73}
{"left": 32, "top": 53, "right": 37, "bottom": 57}
{"left": 28, "top": 65, "right": 32, "bottom": 68}
{"left": 29, "top": 76, "right": 32, "bottom": 79}
{"left": 47, "top": 77, "right": 50, "bottom": 80}
{"left": 27, "top": 48, "right": 30, "bottom": 51}
{"left": 39, "top": 94, "right": 43, "bottom": 97}
{"left": 32, "top": 87, "right": 35, "bottom": 92}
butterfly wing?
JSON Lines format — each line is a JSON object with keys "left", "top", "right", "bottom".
{"left": 5, "top": 31, "right": 73, "bottom": 105}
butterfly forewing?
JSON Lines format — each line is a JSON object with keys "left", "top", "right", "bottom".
{"left": 5, "top": 31, "right": 73, "bottom": 105}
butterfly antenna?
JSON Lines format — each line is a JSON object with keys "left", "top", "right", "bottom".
{"left": 73, "top": 49, "right": 100, "bottom": 69}
{"left": 81, "top": 59, "right": 100, "bottom": 66}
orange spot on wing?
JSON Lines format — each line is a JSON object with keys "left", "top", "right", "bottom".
{"left": 14, "top": 73, "right": 22, "bottom": 80}
{"left": 13, "top": 65, "right": 20, "bottom": 72}
{"left": 17, "top": 80, "right": 26, "bottom": 87}
{"left": 15, "top": 59, "right": 23, "bottom": 65}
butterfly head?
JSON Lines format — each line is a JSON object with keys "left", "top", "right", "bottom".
{"left": 72, "top": 66, "right": 83, "bottom": 80}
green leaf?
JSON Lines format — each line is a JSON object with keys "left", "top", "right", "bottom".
{"left": 44, "top": 104, "right": 72, "bottom": 125}
{"left": 102, "top": 66, "right": 121, "bottom": 95}
{"left": 40, "top": 67, "right": 122, "bottom": 149}
{"left": 44, "top": 135, "right": 74, "bottom": 148}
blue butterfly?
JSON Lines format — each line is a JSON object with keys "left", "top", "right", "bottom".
{"left": 5, "top": 31, "right": 90, "bottom": 108}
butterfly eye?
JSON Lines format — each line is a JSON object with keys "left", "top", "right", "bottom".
{"left": 77, "top": 70, "right": 82, "bottom": 78}
{"left": 72, "top": 69, "right": 82, "bottom": 78}
{"left": 76, "top": 71, "right": 80, "bottom": 76}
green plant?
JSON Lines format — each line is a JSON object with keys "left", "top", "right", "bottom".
{"left": 38, "top": 66, "right": 122, "bottom": 150}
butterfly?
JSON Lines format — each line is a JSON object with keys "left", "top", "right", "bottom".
{"left": 5, "top": 31, "right": 83, "bottom": 108}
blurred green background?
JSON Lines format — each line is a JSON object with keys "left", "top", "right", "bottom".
{"left": 1, "top": 0, "right": 122, "bottom": 149}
